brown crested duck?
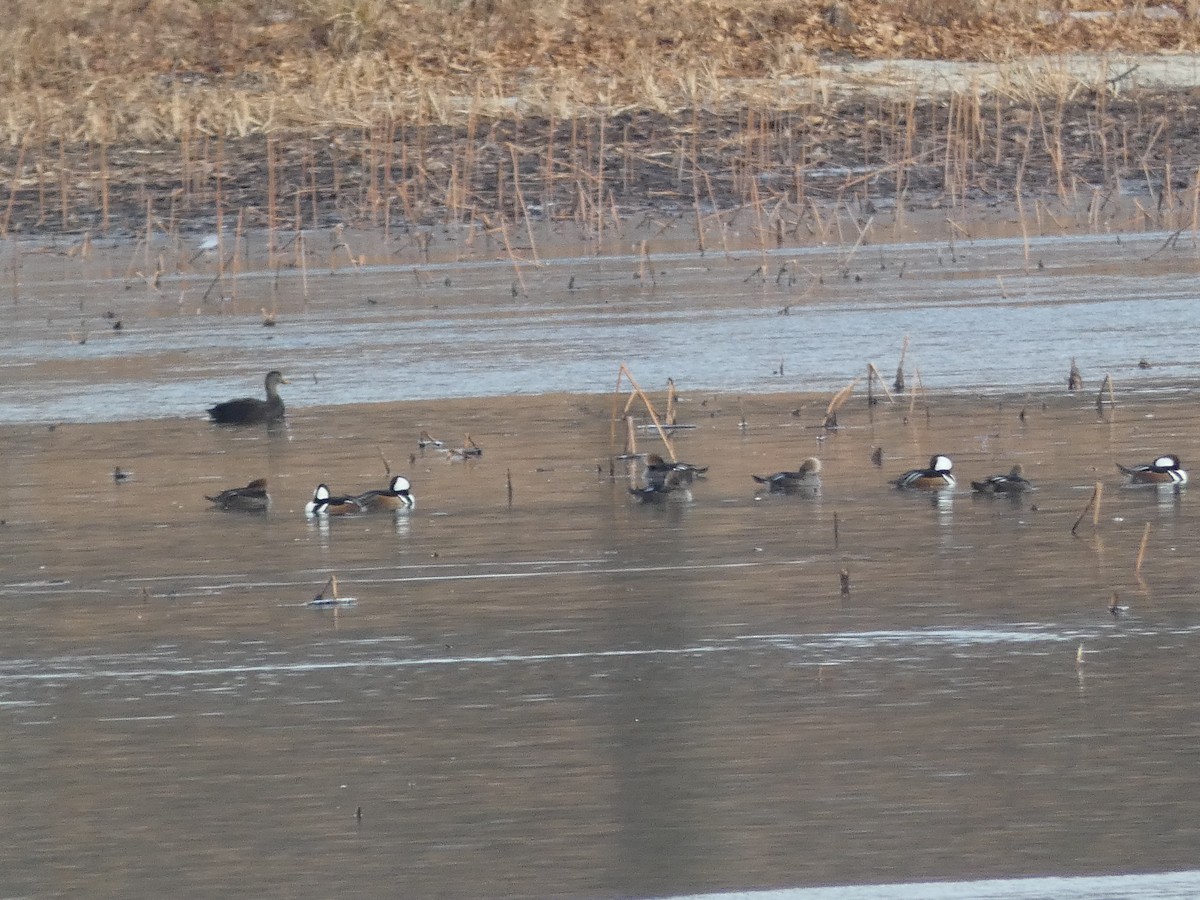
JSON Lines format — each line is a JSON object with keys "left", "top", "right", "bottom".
{"left": 752, "top": 457, "right": 822, "bottom": 494}
{"left": 206, "top": 478, "right": 271, "bottom": 512}
{"left": 971, "top": 464, "right": 1033, "bottom": 495}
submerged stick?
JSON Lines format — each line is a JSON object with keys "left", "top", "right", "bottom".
{"left": 1071, "top": 482, "right": 1103, "bottom": 535}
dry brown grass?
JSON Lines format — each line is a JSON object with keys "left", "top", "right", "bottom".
{"left": 0, "top": 0, "right": 1198, "bottom": 143}
{"left": 1, "top": 0, "right": 1200, "bottom": 239}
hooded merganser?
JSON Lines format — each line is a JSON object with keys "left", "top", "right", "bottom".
{"left": 752, "top": 457, "right": 822, "bottom": 494}
{"left": 305, "top": 484, "right": 363, "bottom": 517}
{"left": 971, "top": 464, "right": 1032, "bottom": 495}
{"left": 205, "top": 477, "right": 270, "bottom": 511}
{"left": 207, "top": 370, "right": 289, "bottom": 425}
{"left": 1117, "top": 454, "right": 1187, "bottom": 485}
{"left": 892, "top": 454, "right": 955, "bottom": 490}
{"left": 353, "top": 475, "right": 415, "bottom": 512}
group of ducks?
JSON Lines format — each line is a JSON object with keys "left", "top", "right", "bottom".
{"left": 205, "top": 474, "right": 416, "bottom": 515}
{"left": 204, "top": 372, "right": 1188, "bottom": 514}
{"left": 629, "top": 451, "right": 1188, "bottom": 503}
{"left": 203, "top": 370, "right": 417, "bottom": 517}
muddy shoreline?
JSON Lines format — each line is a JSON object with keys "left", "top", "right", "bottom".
{"left": 4, "top": 87, "right": 1200, "bottom": 241}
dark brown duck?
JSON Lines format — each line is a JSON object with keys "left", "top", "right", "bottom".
{"left": 208, "top": 371, "right": 289, "bottom": 425}
{"left": 205, "top": 478, "right": 271, "bottom": 512}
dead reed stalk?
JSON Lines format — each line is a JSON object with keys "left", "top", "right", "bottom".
{"left": 1135, "top": 522, "right": 1151, "bottom": 574}
{"left": 612, "top": 364, "right": 677, "bottom": 460}
{"left": 1096, "top": 373, "right": 1115, "bottom": 413}
{"left": 823, "top": 376, "right": 859, "bottom": 429}
{"left": 894, "top": 335, "right": 909, "bottom": 393}
{"left": 1070, "top": 482, "right": 1103, "bottom": 536}
{"left": 866, "top": 363, "right": 895, "bottom": 404}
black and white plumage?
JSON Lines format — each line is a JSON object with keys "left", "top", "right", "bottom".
{"left": 892, "top": 454, "right": 955, "bottom": 490}
{"left": 353, "top": 475, "right": 416, "bottom": 512}
{"left": 1116, "top": 454, "right": 1187, "bottom": 485}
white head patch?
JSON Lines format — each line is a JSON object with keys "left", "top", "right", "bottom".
{"left": 314, "top": 484, "right": 330, "bottom": 500}
{"left": 391, "top": 476, "right": 412, "bottom": 493}
{"left": 1154, "top": 455, "right": 1178, "bottom": 469}
{"left": 932, "top": 455, "right": 953, "bottom": 472}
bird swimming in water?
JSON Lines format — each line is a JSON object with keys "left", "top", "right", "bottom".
{"left": 971, "top": 464, "right": 1033, "bottom": 495}
{"left": 752, "top": 457, "right": 822, "bottom": 494}
{"left": 205, "top": 478, "right": 271, "bottom": 512}
{"left": 207, "top": 371, "right": 289, "bottom": 425}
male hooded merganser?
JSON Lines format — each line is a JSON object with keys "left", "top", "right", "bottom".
{"left": 644, "top": 453, "right": 708, "bottom": 488}
{"left": 305, "top": 484, "right": 363, "bottom": 517}
{"left": 892, "top": 454, "right": 955, "bottom": 490}
{"left": 353, "top": 475, "right": 416, "bottom": 512}
{"left": 205, "top": 477, "right": 270, "bottom": 511}
{"left": 630, "top": 468, "right": 693, "bottom": 504}
{"left": 971, "top": 464, "right": 1033, "bottom": 495}
{"left": 1116, "top": 454, "right": 1187, "bottom": 485}
{"left": 752, "top": 457, "right": 822, "bottom": 494}
{"left": 207, "top": 370, "right": 289, "bottom": 425}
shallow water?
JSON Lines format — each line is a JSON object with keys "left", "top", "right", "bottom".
{"left": 4, "top": 385, "right": 1200, "bottom": 897}
{"left": 3, "top": 228, "right": 1200, "bottom": 423}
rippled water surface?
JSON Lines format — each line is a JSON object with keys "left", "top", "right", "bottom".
{"left": 2, "top": 228, "right": 1200, "bottom": 422}
{"left": 4, "top": 229, "right": 1200, "bottom": 898}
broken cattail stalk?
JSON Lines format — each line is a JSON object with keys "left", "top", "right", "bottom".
{"left": 1135, "top": 522, "right": 1151, "bottom": 574}
{"left": 867, "top": 363, "right": 895, "bottom": 403}
{"left": 506, "top": 469, "right": 513, "bottom": 508}
{"left": 833, "top": 512, "right": 840, "bottom": 548}
{"left": 1070, "top": 482, "right": 1103, "bottom": 536}
{"left": 1101, "top": 373, "right": 1116, "bottom": 411}
{"left": 823, "top": 376, "right": 860, "bottom": 429}
{"left": 509, "top": 143, "right": 541, "bottom": 265}
{"left": 1068, "top": 358, "right": 1082, "bottom": 391}
{"left": 894, "top": 334, "right": 909, "bottom": 392}
{"left": 497, "top": 219, "right": 528, "bottom": 297}
{"left": 613, "top": 364, "right": 677, "bottom": 460}
{"left": 377, "top": 446, "right": 392, "bottom": 476}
